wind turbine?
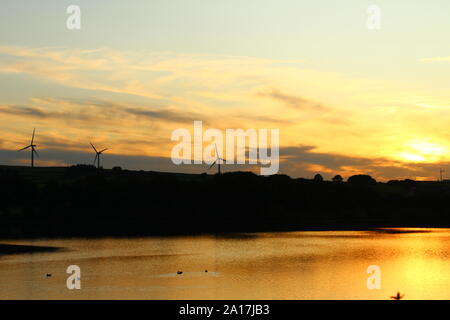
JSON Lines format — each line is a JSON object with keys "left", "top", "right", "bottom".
{"left": 208, "top": 144, "right": 226, "bottom": 174}
{"left": 90, "top": 142, "right": 108, "bottom": 169}
{"left": 18, "top": 128, "right": 39, "bottom": 168}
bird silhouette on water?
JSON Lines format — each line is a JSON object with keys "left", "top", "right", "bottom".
{"left": 390, "top": 292, "right": 404, "bottom": 300}
{"left": 177, "top": 271, "right": 183, "bottom": 275}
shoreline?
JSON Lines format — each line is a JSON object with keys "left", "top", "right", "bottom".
{"left": 1, "top": 221, "right": 448, "bottom": 241}
{"left": 0, "top": 244, "right": 61, "bottom": 255}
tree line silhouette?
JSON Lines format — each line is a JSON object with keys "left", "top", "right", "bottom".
{"left": 0, "top": 165, "right": 449, "bottom": 238}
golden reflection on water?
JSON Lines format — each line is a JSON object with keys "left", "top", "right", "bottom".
{"left": 1, "top": 228, "right": 450, "bottom": 299}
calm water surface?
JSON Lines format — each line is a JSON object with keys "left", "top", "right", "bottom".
{"left": 1, "top": 228, "right": 450, "bottom": 299}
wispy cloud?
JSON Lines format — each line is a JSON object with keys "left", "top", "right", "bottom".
{"left": 0, "top": 99, "right": 208, "bottom": 124}
{"left": 0, "top": 46, "right": 304, "bottom": 101}
{"left": 0, "top": 105, "right": 48, "bottom": 118}
{"left": 258, "top": 88, "right": 326, "bottom": 111}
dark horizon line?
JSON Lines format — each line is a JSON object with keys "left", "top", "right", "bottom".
{"left": 0, "top": 163, "right": 446, "bottom": 183}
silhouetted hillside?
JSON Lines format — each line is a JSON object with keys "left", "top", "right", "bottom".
{"left": 0, "top": 165, "right": 449, "bottom": 238}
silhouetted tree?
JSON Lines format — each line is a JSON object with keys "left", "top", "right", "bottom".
{"left": 348, "top": 174, "right": 376, "bottom": 186}
{"left": 332, "top": 174, "right": 343, "bottom": 182}
{"left": 67, "top": 164, "right": 96, "bottom": 172}
{"left": 314, "top": 174, "right": 324, "bottom": 182}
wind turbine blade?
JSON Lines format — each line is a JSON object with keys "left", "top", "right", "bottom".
{"left": 208, "top": 159, "right": 218, "bottom": 170}
{"left": 31, "top": 128, "right": 35, "bottom": 145}
{"left": 215, "top": 143, "right": 220, "bottom": 158}
{"left": 18, "top": 145, "right": 31, "bottom": 152}
{"left": 94, "top": 154, "right": 98, "bottom": 164}
{"left": 99, "top": 148, "right": 108, "bottom": 153}
{"left": 90, "top": 142, "right": 98, "bottom": 153}
{"left": 33, "top": 149, "right": 39, "bottom": 158}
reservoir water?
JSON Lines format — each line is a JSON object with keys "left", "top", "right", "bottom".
{"left": 1, "top": 228, "right": 450, "bottom": 299}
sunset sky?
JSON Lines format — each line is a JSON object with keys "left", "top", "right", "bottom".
{"left": 1, "top": 0, "right": 450, "bottom": 180}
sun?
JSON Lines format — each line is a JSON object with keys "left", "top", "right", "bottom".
{"left": 397, "top": 140, "right": 447, "bottom": 163}
{"left": 399, "top": 153, "right": 425, "bottom": 162}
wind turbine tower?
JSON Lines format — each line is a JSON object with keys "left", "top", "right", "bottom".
{"left": 208, "top": 144, "right": 226, "bottom": 174}
{"left": 18, "top": 128, "right": 39, "bottom": 168}
{"left": 90, "top": 142, "right": 108, "bottom": 169}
